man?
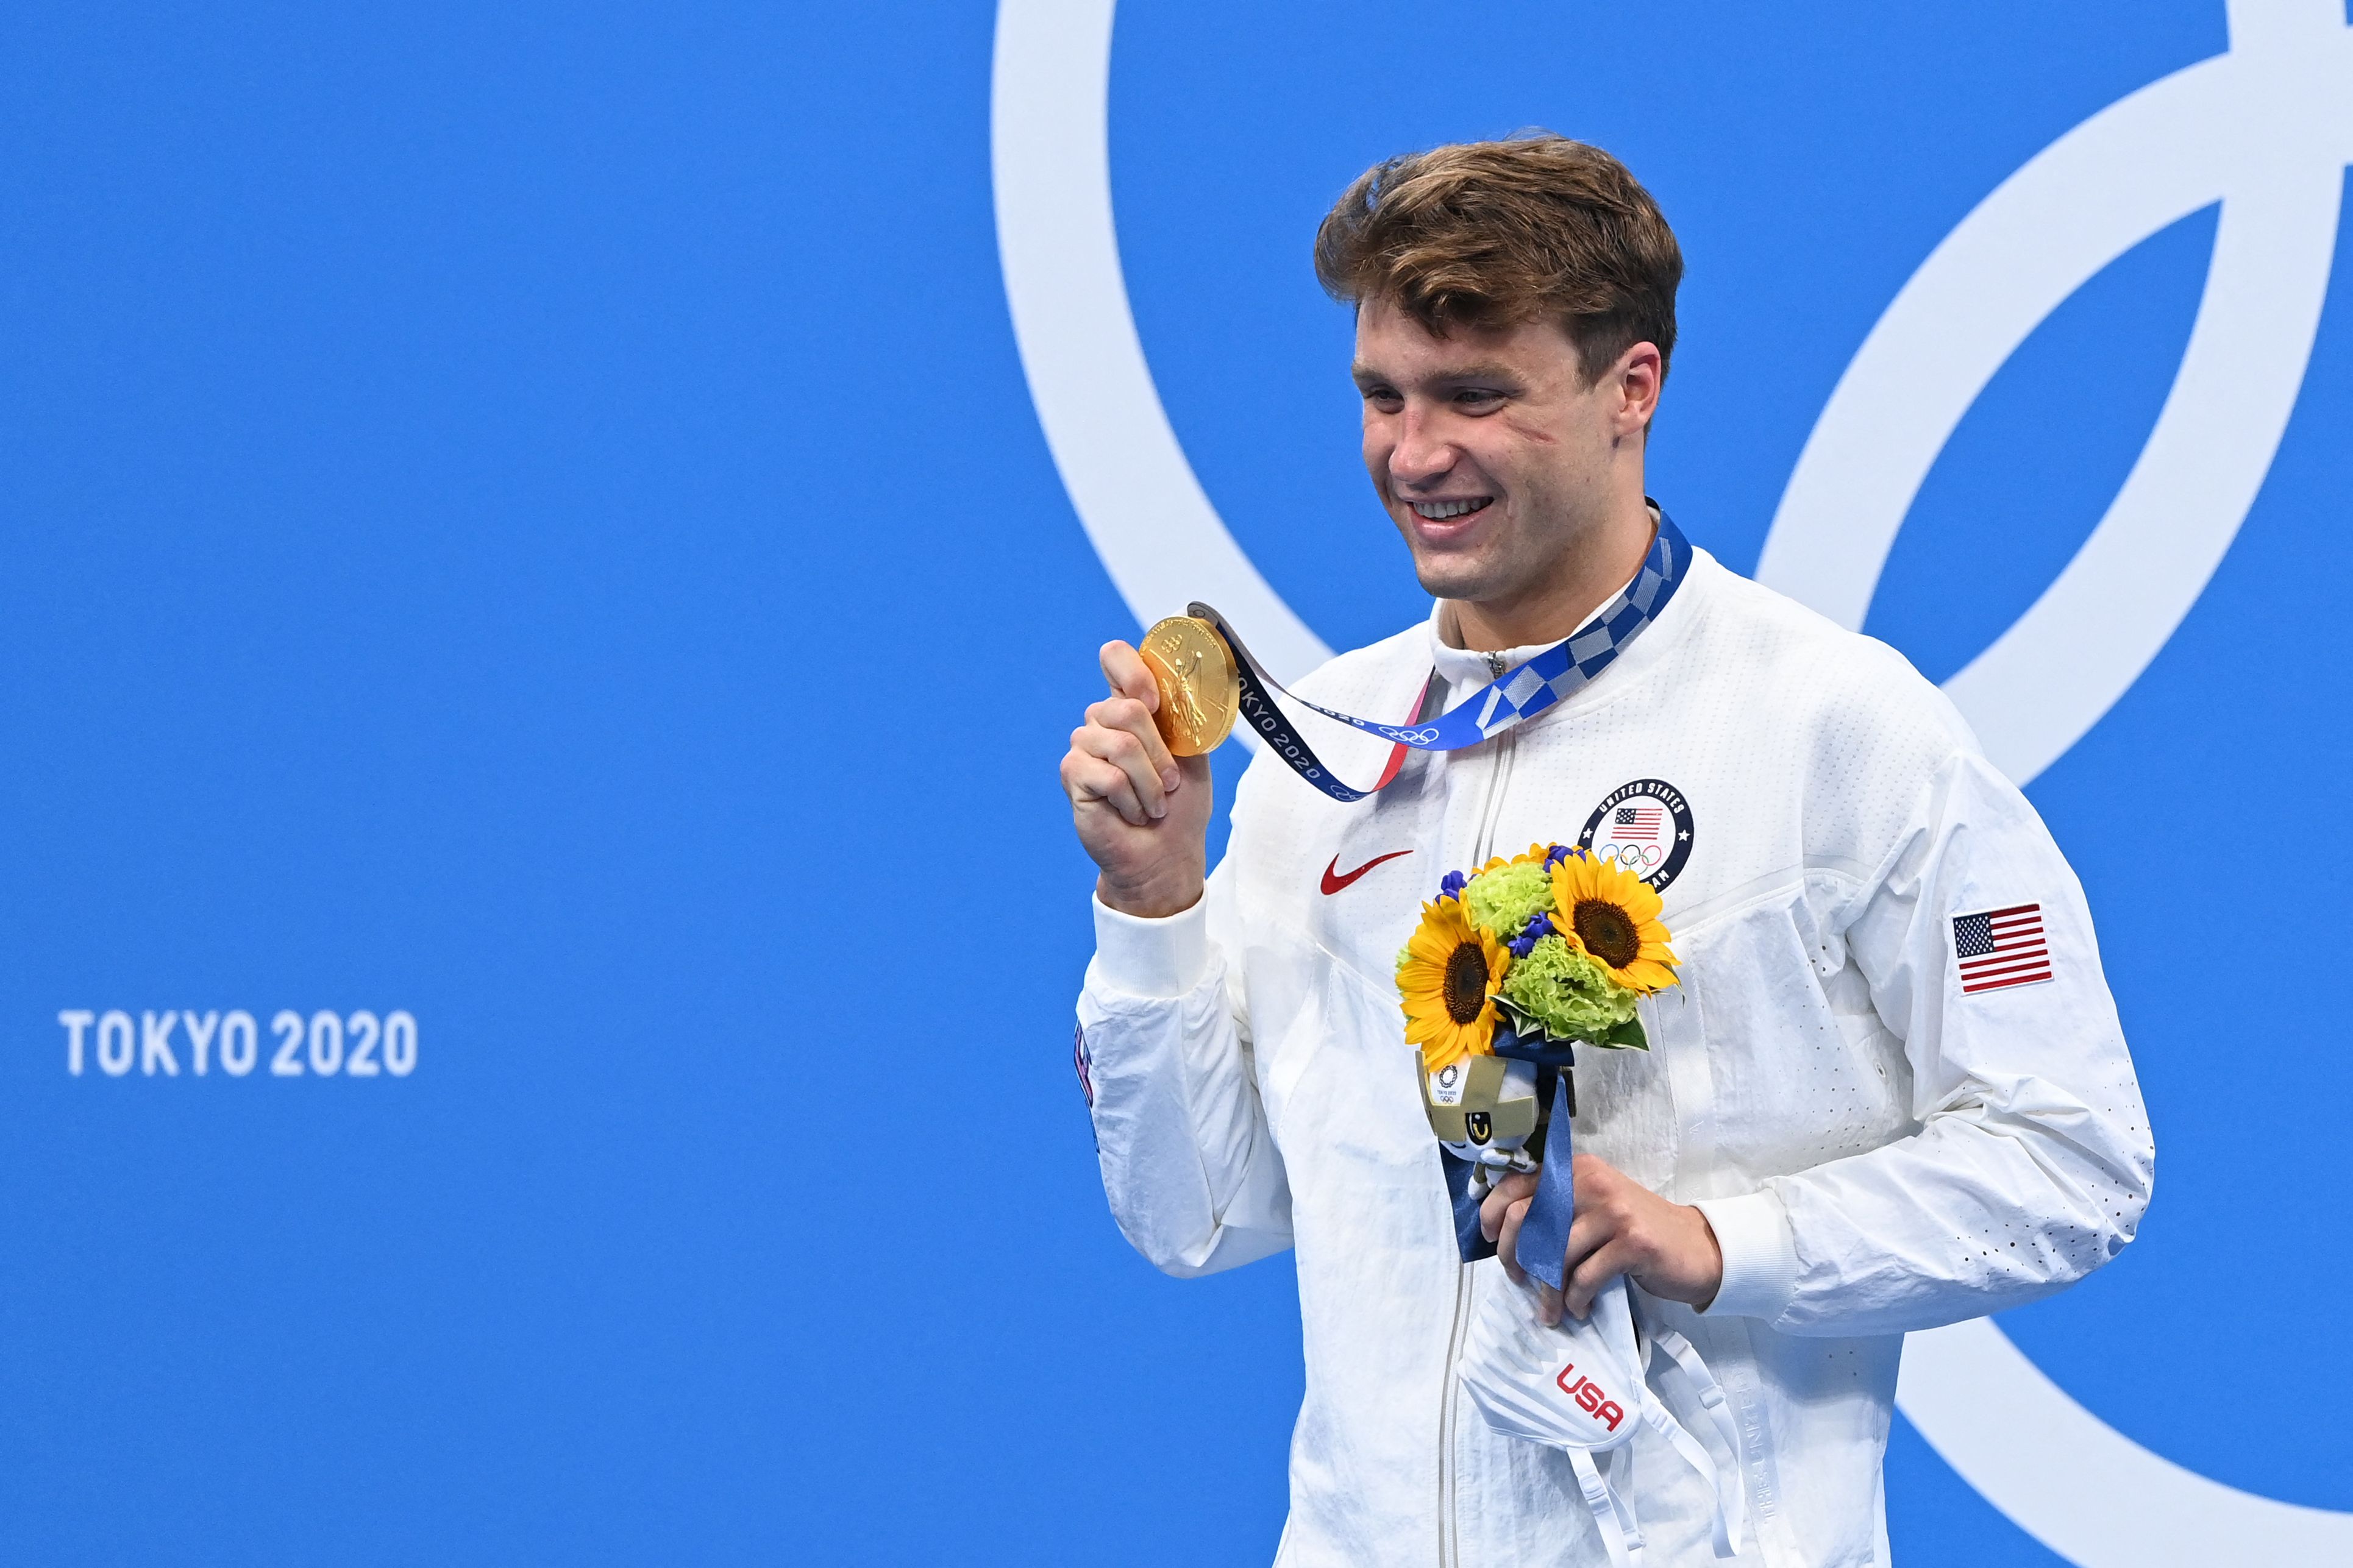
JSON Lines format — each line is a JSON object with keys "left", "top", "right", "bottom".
{"left": 1058, "top": 135, "right": 2151, "bottom": 1567}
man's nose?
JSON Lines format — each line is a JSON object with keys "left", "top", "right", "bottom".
{"left": 1388, "top": 408, "right": 1454, "bottom": 488}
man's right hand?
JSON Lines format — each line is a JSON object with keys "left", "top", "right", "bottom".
{"left": 1060, "top": 639, "right": 1214, "bottom": 919}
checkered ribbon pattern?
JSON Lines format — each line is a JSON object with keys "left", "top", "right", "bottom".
{"left": 1194, "top": 509, "right": 1690, "bottom": 802}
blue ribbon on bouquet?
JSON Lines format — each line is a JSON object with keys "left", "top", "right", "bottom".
{"left": 1191, "top": 507, "right": 1690, "bottom": 802}
{"left": 1512, "top": 1074, "right": 1579, "bottom": 1293}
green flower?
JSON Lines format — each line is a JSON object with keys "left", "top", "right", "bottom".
{"left": 1497, "top": 934, "right": 1640, "bottom": 1042}
{"left": 1463, "top": 860, "right": 1554, "bottom": 940}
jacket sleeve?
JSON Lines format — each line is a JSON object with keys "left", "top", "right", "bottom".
{"left": 1695, "top": 750, "right": 2155, "bottom": 1334}
{"left": 1076, "top": 859, "right": 1293, "bottom": 1277}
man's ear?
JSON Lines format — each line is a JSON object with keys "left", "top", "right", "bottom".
{"left": 1614, "top": 342, "right": 1664, "bottom": 439}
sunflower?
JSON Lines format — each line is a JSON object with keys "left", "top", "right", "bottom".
{"left": 1547, "top": 851, "right": 1680, "bottom": 994}
{"left": 1397, "top": 896, "right": 1512, "bottom": 1071}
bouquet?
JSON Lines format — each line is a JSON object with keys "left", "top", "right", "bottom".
{"left": 1395, "top": 843, "right": 1680, "bottom": 1188}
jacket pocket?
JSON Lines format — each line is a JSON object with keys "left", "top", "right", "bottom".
{"left": 1675, "top": 882, "right": 1910, "bottom": 1185}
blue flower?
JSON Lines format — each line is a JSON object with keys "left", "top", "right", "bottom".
{"left": 1507, "top": 911, "right": 1551, "bottom": 957}
{"left": 1439, "top": 870, "right": 1467, "bottom": 901}
{"left": 1544, "top": 843, "right": 1577, "bottom": 869}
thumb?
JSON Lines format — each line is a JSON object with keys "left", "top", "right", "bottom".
{"left": 1100, "top": 639, "right": 1162, "bottom": 711}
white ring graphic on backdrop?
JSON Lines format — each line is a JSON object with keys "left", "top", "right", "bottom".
{"left": 989, "top": 0, "right": 1329, "bottom": 687}
{"left": 991, "top": 0, "right": 2353, "bottom": 1560}
{"left": 1757, "top": 0, "right": 2353, "bottom": 789}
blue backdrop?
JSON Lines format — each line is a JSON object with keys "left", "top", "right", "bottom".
{"left": 3, "top": 3, "right": 2347, "bottom": 1563}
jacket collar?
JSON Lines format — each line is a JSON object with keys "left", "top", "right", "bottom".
{"left": 1421, "top": 533, "right": 1715, "bottom": 717}
{"left": 1423, "top": 561, "right": 1646, "bottom": 695}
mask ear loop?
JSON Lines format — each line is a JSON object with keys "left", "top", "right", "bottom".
{"left": 1648, "top": 1329, "right": 1749, "bottom": 1558}
{"left": 1567, "top": 1447, "right": 1645, "bottom": 1567}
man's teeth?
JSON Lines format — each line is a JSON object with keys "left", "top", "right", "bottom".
{"left": 1412, "top": 498, "right": 1489, "bottom": 521}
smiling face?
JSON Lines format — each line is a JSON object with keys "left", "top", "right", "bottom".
{"left": 1353, "top": 295, "right": 1661, "bottom": 647}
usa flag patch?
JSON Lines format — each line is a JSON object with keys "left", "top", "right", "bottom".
{"left": 1612, "top": 804, "right": 1662, "bottom": 842}
{"left": 1073, "top": 1023, "right": 1095, "bottom": 1107}
{"left": 1953, "top": 903, "right": 2053, "bottom": 993}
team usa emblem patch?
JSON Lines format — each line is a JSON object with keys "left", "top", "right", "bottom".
{"left": 1952, "top": 903, "right": 2054, "bottom": 993}
{"left": 1578, "top": 778, "right": 1695, "bottom": 891}
{"left": 1073, "top": 1023, "right": 1095, "bottom": 1107}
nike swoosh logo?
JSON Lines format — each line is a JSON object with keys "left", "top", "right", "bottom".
{"left": 1320, "top": 849, "right": 1412, "bottom": 895}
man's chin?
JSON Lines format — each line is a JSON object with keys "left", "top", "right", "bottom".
{"left": 1409, "top": 558, "right": 1507, "bottom": 606}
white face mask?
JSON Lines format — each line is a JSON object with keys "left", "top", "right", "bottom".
{"left": 1457, "top": 1271, "right": 1750, "bottom": 1566}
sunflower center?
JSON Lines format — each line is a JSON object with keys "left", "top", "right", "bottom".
{"left": 1442, "top": 942, "right": 1490, "bottom": 1024}
{"left": 1573, "top": 899, "right": 1641, "bottom": 969}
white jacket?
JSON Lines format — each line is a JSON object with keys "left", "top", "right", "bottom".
{"left": 1075, "top": 548, "right": 2153, "bottom": 1567}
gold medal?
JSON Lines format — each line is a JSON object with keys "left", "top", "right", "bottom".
{"left": 1138, "top": 615, "right": 1240, "bottom": 756}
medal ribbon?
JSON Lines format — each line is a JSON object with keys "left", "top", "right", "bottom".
{"left": 1193, "top": 509, "right": 1690, "bottom": 803}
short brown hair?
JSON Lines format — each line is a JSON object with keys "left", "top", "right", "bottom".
{"left": 1314, "top": 133, "right": 1682, "bottom": 385}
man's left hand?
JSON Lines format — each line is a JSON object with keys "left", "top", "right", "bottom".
{"left": 1478, "top": 1153, "right": 1724, "bottom": 1325}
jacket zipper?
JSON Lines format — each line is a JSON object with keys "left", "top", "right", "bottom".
{"left": 1439, "top": 662, "right": 1519, "bottom": 1567}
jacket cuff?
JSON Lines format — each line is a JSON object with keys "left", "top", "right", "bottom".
{"left": 1090, "top": 893, "right": 1209, "bottom": 999}
{"left": 1693, "top": 1191, "right": 1800, "bottom": 1321}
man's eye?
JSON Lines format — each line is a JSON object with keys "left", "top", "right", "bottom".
{"left": 1454, "top": 388, "right": 1505, "bottom": 407}
{"left": 1364, "top": 390, "right": 1403, "bottom": 411}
